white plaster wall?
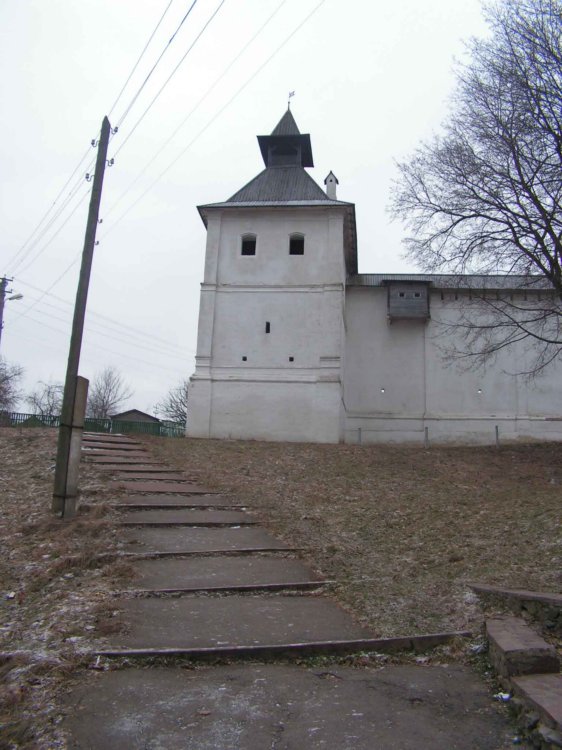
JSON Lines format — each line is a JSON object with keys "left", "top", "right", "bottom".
{"left": 187, "top": 206, "right": 347, "bottom": 442}
{"left": 343, "top": 287, "right": 562, "bottom": 444}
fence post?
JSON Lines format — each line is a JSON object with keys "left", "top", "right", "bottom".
{"left": 424, "top": 426, "right": 430, "bottom": 449}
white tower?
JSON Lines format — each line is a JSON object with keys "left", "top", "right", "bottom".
{"left": 187, "top": 109, "right": 357, "bottom": 442}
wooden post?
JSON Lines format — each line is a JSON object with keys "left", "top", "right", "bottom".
{"left": 53, "top": 116, "right": 111, "bottom": 515}
{"left": 62, "top": 376, "right": 89, "bottom": 519}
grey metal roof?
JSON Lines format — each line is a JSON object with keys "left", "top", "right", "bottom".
{"left": 348, "top": 273, "right": 553, "bottom": 290}
{"left": 271, "top": 109, "right": 300, "bottom": 136}
{"left": 227, "top": 166, "right": 341, "bottom": 203}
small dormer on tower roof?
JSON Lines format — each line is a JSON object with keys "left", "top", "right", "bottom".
{"left": 257, "top": 108, "right": 314, "bottom": 168}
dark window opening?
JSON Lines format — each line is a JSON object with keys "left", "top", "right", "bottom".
{"left": 399, "top": 292, "right": 405, "bottom": 298}
{"left": 414, "top": 292, "right": 421, "bottom": 298}
{"left": 289, "top": 234, "right": 304, "bottom": 255}
{"left": 241, "top": 235, "right": 256, "bottom": 256}
{"left": 289, "top": 356, "right": 294, "bottom": 362}
{"left": 265, "top": 322, "right": 271, "bottom": 334}
{"left": 242, "top": 356, "right": 247, "bottom": 362}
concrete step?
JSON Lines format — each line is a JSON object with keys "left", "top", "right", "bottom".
{"left": 120, "top": 526, "right": 293, "bottom": 555}
{"left": 118, "top": 509, "right": 256, "bottom": 526}
{"left": 112, "top": 472, "right": 188, "bottom": 481}
{"left": 82, "top": 450, "right": 149, "bottom": 459}
{"left": 471, "top": 583, "right": 562, "bottom": 634}
{"left": 83, "top": 455, "right": 160, "bottom": 465}
{"left": 116, "top": 481, "right": 218, "bottom": 494}
{"left": 114, "top": 494, "right": 245, "bottom": 509}
{"left": 124, "top": 556, "right": 324, "bottom": 594}
{"left": 83, "top": 442, "right": 145, "bottom": 452}
{"left": 486, "top": 616, "right": 560, "bottom": 678}
{"left": 512, "top": 673, "right": 562, "bottom": 744}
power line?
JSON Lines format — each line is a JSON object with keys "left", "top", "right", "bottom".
{"left": 112, "top": 0, "right": 226, "bottom": 160}
{"left": 103, "top": 0, "right": 288, "bottom": 221}
{"left": 103, "top": 0, "right": 327, "bottom": 238}
{"left": 5, "top": 148, "right": 96, "bottom": 272}
{"left": 12, "top": 185, "right": 91, "bottom": 276}
{"left": 108, "top": 0, "right": 177, "bottom": 118}
{"left": 17, "top": 314, "right": 189, "bottom": 376}
{"left": 14, "top": 290, "right": 193, "bottom": 359}
{"left": 4, "top": 0, "right": 182, "bottom": 276}
{"left": 114, "top": 0, "right": 199, "bottom": 131}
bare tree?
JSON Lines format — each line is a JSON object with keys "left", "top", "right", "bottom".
{"left": 154, "top": 378, "right": 189, "bottom": 425}
{"left": 86, "top": 366, "right": 133, "bottom": 419}
{"left": 0, "top": 358, "right": 23, "bottom": 412}
{"left": 391, "top": 0, "right": 562, "bottom": 373}
{"left": 26, "top": 381, "right": 64, "bottom": 417}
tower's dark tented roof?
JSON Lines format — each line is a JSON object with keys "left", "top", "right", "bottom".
{"left": 228, "top": 166, "right": 334, "bottom": 202}
{"left": 270, "top": 108, "right": 301, "bottom": 136}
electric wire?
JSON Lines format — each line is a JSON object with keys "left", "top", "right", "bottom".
{"left": 13, "top": 185, "right": 91, "bottom": 276}
{"left": 102, "top": 0, "right": 327, "bottom": 238}
{"left": 15, "top": 315, "right": 188, "bottom": 376}
{"left": 103, "top": 0, "right": 288, "bottom": 221}
{"left": 107, "top": 0, "right": 177, "bottom": 119}
{"left": 6, "top": 152, "right": 96, "bottom": 273}
{"left": 5, "top": 0, "right": 182, "bottom": 275}
{"left": 14, "top": 291, "right": 193, "bottom": 359}
{"left": 112, "top": 0, "right": 226, "bottom": 160}
{"left": 114, "top": 0, "right": 199, "bottom": 130}
{"left": 16, "top": 279, "right": 191, "bottom": 353}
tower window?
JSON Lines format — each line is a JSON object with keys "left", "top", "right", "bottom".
{"left": 241, "top": 234, "right": 256, "bottom": 256}
{"left": 265, "top": 321, "right": 271, "bottom": 334}
{"left": 289, "top": 233, "right": 304, "bottom": 255}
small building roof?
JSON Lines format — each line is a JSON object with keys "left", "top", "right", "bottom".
{"left": 111, "top": 408, "right": 160, "bottom": 423}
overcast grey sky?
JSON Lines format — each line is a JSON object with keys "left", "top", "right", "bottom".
{"left": 0, "top": 0, "right": 488, "bottom": 414}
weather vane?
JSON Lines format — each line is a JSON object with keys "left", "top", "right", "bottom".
{"left": 288, "top": 90, "right": 295, "bottom": 109}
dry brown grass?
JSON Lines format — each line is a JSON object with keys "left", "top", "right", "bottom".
{"left": 0, "top": 428, "right": 125, "bottom": 749}
{"left": 146, "top": 436, "right": 562, "bottom": 637}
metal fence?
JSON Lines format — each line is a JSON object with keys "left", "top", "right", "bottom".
{"left": 0, "top": 412, "right": 185, "bottom": 438}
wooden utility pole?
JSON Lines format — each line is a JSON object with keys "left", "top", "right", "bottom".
{"left": 53, "top": 116, "right": 111, "bottom": 517}
{"left": 0, "top": 276, "right": 13, "bottom": 352}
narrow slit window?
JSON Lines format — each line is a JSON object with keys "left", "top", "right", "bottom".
{"left": 289, "top": 233, "right": 304, "bottom": 255}
{"left": 241, "top": 234, "right": 256, "bottom": 256}
{"left": 265, "top": 322, "right": 271, "bottom": 334}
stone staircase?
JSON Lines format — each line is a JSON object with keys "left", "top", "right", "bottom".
{"left": 471, "top": 584, "right": 562, "bottom": 748}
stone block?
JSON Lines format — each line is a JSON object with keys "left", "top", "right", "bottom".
{"left": 512, "top": 674, "right": 562, "bottom": 734}
{"left": 486, "top": 617, "right": 560, "bottom": 678}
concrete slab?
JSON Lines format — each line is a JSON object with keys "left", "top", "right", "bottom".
{"left": 85, "top": 456, "right": 160, "bottom": 465}
{"left": 83, "top": 434, "right": 141, "bottom": 444}
{"left": 119, "top": 509, "right": 256, "bottom": 526}
{"left": 82, "top": 437, "right": 143, "bottom": 448}
{"left": 97, "top": 464, "right": 171, "bottom": 472}
{"left": 98, "top": 595, "right": 374, "bottom": 653}
{"left": 486, "top": 616, "right": 560, "bottom": 677}
{"left": 113, "top": 472, "right": 188, "bottom": 481}
{"left": 82, "top": 450, "right": 149, "bottom": 459}
{"left": 121, "top": 526, "right": 292, "bottom": 554}
{"left": 115, "top": 494, "right": 244, "bottom": 508}
{"left": 62, "top": 664, "right": 513, "bottom": 750}
{"left": 127, "top": 556, "right": 323, "bottom": 592}
{"left": 116, "top": 481, "right": 218, "bottom": 494}
{"left": 512, "top": 673, "right": 562, "bottom": 732}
